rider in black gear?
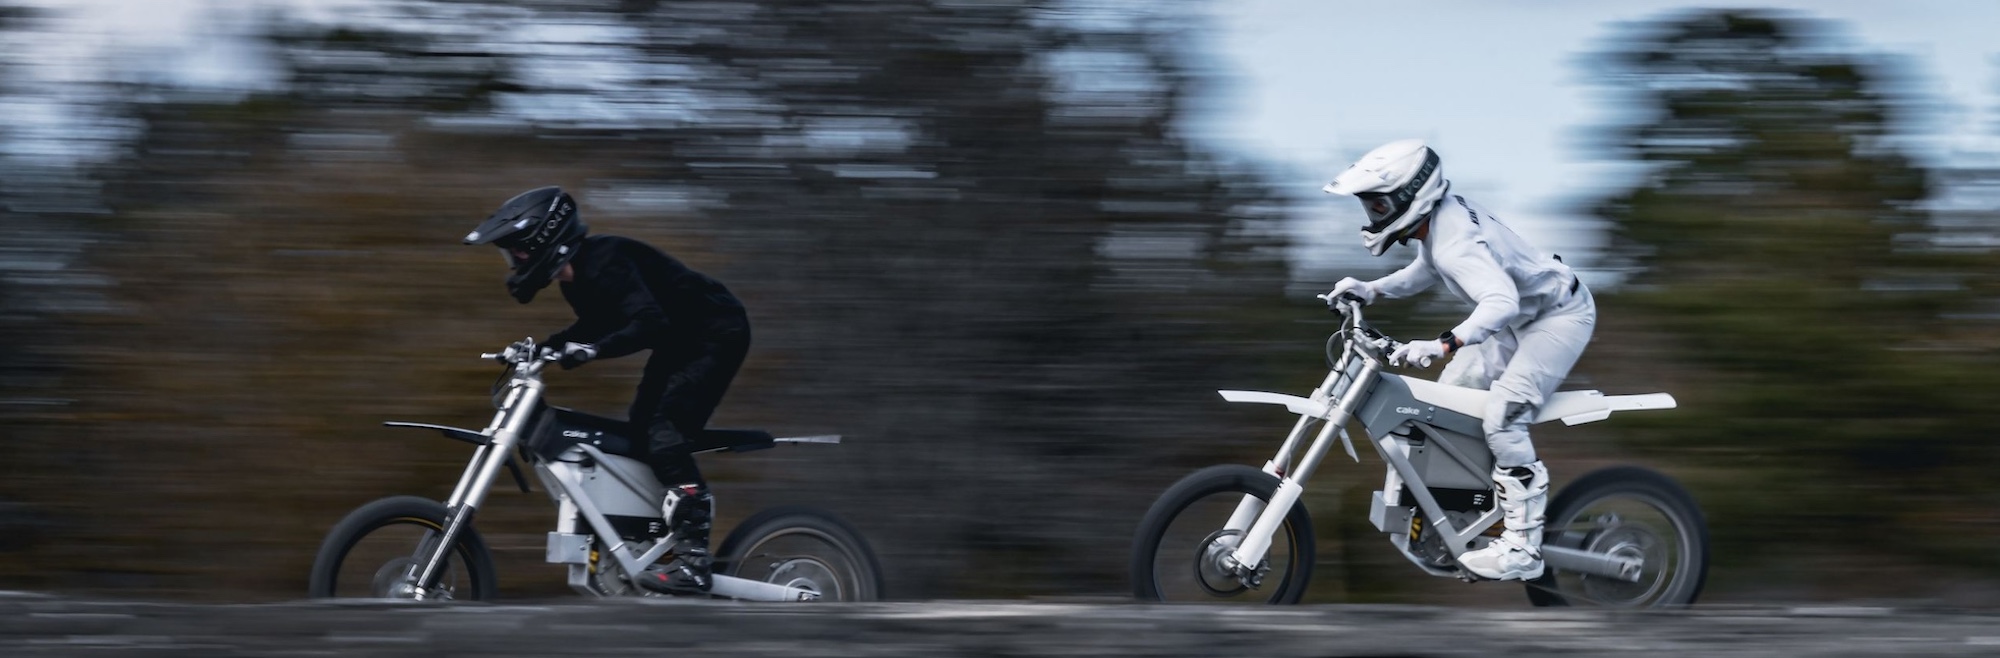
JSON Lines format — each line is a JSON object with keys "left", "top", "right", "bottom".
{"left": 464, "top": 186, "right": 749, "bottom": 594}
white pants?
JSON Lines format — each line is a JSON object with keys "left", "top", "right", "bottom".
{"left": 1438, "top": 286, "right": 1596, "bottom": 467}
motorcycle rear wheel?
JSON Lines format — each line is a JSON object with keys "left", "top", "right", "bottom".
{"left": 716, "top": 506, "right": 884, "bottom": 601}
{"left": 1526, "top": 466, "right": 1708, "bottom": 607}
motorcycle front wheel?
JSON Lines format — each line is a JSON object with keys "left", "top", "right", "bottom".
{"left": 1526, "top": 466, "right": 1708, "bottom": 608}
{"left": 716, "top": 506, "right": 884, "bottom": 601}
{"left": 307, "top": 495, "right": 498, "bottom": 601}
{"left": 1130, "top": 464, "right": 1315, "bottom": 604}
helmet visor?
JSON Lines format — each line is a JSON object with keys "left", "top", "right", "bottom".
{"left": 1357, "top": 192, "right": 1405, "bottom": 231}
{"left": 501, "top": 242, "right": 572, "bottom": 304}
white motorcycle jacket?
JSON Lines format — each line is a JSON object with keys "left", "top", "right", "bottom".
{"left": 1369, "top": 194, "right": 1577, "bottom": 346}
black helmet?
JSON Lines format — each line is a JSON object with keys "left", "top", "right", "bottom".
{"left": 465, "top": 186, "right": 587, "bottom": 303}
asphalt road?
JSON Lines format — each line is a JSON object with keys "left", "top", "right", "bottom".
{"left": 4, "top": 593, "right": 1999, "bottom": 657}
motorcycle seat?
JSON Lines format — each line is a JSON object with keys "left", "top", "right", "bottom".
{"left": 1399, "top": 376, "right": 1676, "bottom": 426}
{"left": 532, "top": 405, "right": 776, "bottom": 459}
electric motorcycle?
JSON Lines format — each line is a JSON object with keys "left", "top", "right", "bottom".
{"left": 309, "top": 339, "right": 882, "bottom": 601}
{"left": 1131, "top": 295, "right": 1707, "bottom": 607}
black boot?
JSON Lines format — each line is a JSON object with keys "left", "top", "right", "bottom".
{"left": 637, "top": 483, "right": 713, "bottom": 594}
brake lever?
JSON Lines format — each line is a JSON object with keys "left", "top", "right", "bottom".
{"left": 1314, "top": 292, "right": 1369, "bottom": 312}
{"left": 483, "top": 339, "right": 544, "bottom": 365}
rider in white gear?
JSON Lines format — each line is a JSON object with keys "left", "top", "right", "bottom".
{"left": 1323, "top": 139, "right": 1597, "bottom": 581}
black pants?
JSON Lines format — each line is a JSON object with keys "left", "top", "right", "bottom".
{"left": 630, "top": 318, "right": 750, "bottom": 487}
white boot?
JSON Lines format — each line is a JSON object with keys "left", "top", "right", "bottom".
{"left": 1458, "top": 461, "right": 1548, "bottom": 581}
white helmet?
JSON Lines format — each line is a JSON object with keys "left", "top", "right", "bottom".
{"left": 1322, "top": 139, "right": 1447, "bottom": 256}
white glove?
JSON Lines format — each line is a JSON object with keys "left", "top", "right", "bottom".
{"left": 1390, "top": 339, "right": 1449, "bottom": 368}
{"left": 1328, "top": 277, "right": 1378, "bottom": 306}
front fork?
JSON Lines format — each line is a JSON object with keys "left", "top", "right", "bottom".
{"left": 1222, "top": 360, "right": 1379, "bottom": 582}
{"left": 409, "top": 382, "right": 541, "bottom": 599}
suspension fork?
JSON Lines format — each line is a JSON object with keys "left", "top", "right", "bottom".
{"left": 411, "top": 379, "right": 543, "bottom": 598}
{"left": 1223, "top": 352, "right": 1354, "bottom": 535}
{"left": 1219, "top": 416, "right": 1313, "bottom": 536}
{"left": 1226, "top": 359, "right": 1380, "bottom": 578}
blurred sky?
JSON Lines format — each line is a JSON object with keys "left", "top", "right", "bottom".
{"left": 12, "top": 0, "right": 2000, "bottom": 270}
{"left": 1193, "top": 0, "right": 2000, "bottom": 267}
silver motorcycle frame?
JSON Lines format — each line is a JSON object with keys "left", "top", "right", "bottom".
{"left": 402, "top": 342, "right": 823, "bottom": 602}
{"left": 1214, "top": 298, "right": 1667, "bottom": 584}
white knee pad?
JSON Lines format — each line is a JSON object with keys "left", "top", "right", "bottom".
{"left": 1483, "top": 399, "right": 1539, "bottom": 467}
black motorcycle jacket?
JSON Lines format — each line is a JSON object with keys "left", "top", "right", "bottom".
{"left": 547, "top": 235, "right": 746, "bottom": 359}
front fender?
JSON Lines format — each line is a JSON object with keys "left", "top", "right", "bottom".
{"left": 382, "top": 422, "right": 530, "bottom": 493}
{"left": 383, "top": 421, "right": 490, "bottom": 446}
{"left": 1217, "top": 390, "right": 1333, "bottom": 419}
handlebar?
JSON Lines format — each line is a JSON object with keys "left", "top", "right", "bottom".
{"left": 482, "top": 338, "right": 562, "bottom": 366}
{"left": 1315, "top": 290, "right": 1369, "bottom": 311}
{"left": 1313, "top": 292, "right": 1400, "bottom": 360}
{"left": 1314, "top": 293, "right": 1380, "bottom": 335}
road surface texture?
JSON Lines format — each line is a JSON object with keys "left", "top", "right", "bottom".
{"left": 4, "top": 593, "right": 1999, "bottom": 657}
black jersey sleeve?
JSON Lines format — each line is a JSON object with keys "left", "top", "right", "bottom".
{"left": 589, "top": 257, "right": 673, "bottom": 359}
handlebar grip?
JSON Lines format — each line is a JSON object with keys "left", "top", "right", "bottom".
{"left": 1327, "top": 297, "right": 1363, "bottom": 319}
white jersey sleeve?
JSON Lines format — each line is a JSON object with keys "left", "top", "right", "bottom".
{"left": 1369, "top": 194, "right": 1576, "bottom": 347}
{"left": 1430, "top": 221, "right": 1519, "bottom": 345}
{"left": 1371, "top": 249, "right": 1438, "bottom": 299}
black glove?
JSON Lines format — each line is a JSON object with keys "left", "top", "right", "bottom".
{"left": 556, "top": 341, "right": 598, "bottom": 370}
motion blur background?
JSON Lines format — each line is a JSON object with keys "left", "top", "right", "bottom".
{"left": 0, "top": 0, "right": 1997, "bottom": 604}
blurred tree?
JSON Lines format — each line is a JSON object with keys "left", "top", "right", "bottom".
{"left": 1592, "top": 10, "right": 2000, "bottom": 583}
{"left": 0, "top": 1, "right": 59, "bottom": 562}
{"left": 10, "top": 0, "right": 1305, "bottom": 600}
{"left": 0, "top": 8, "right": 560, "bottom": 595}
{"left": 558, "top": 0, "right": 1303, "bottom": 596}
{"left": 0, "top": 0, "right": 41, "bottom": 353}
{"left": 0, "top": 0, "right": 28, "bottom": 365}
